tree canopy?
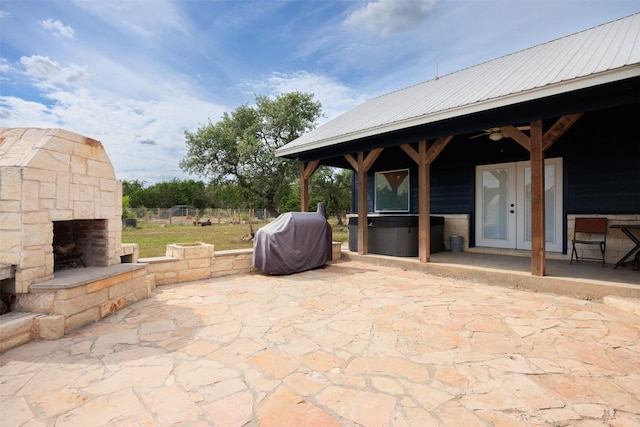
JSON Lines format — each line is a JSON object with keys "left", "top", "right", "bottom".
{"left": 122, "top": 179, "right": 145, "bottom": 197}
{"left": 278, "top": 167, "right": 352, "bottom": 223}
{"left": 310, "top": 167, "right": 352, "bottom": 225}
{"left": 179, "top": 92, "right": 322, "bottom": 216}
{"left": 124, "top": 179, "right": 211, "bottom": 209}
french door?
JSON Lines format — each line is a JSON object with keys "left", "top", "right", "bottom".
{"left": 475, "top": 158, "right": 563, "bottom": 252}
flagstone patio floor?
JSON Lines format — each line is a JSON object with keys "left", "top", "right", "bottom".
{"left": 1, "top": 260, "right": 639, "bottom": 426}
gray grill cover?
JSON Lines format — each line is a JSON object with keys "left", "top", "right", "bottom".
{"left": 252, "top": 203, "right": 332, "bottom": 275}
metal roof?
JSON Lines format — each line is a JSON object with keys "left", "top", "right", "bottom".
{"left": 277, "top": 13, "right": 640, "bottom": 158}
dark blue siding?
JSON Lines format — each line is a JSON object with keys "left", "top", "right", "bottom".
{"left": 551, "top": 106, "right": 640, "bottom": 213}
{"left": 351, "top": 104, "right": 639, "bottom": 225}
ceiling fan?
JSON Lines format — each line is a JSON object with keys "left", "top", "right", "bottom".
{"left": 470, "top": 126, "right": 531, "bottom": 141}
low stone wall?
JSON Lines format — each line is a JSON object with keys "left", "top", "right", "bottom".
{"left": 140, "top": 243, "right": 255, "bottom": 286}
{"left": 211, "top": 249, "right": 254, "bottom": 278}
{"left": 331, "top": 241, "right": 341, "bottom": 262}
{"left": 141, "top": 242, "right": 342, "bottom": 286}
{"left": 0, "top": 312, "right": 67, "bottom": 352}
{"left": 120, "top": 242, "right": 139, "bottom": 263}
{"left": 0, "top": 313, "right": 40, "bottom": 353}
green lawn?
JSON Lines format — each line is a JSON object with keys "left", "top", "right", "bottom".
{"left": 122, "top": 220, "right": 348, "bottom": 258}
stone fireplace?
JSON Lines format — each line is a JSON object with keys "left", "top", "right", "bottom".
{"left": 0, "top": 128, "right": 123, "bottom": 294}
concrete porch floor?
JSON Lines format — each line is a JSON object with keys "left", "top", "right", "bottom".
{"left": 343, "top": 249, "right": 640, "bottom": 301}
{"left": 1, "top": 258, "right": 639, "bottom": 426}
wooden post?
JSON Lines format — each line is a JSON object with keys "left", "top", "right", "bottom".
{"left": 504, "top": 114, "right": 582, "bottom": 276}
{"left": 530, "top": 120, "right": 546, "bottom": 276}
{"left": 300, "top": 162, "right": 309, "bottom": 212}
{"left": 344, "top": 149, "right": 382, "bottom": 256}
{"left": 357, "top": 151, "right": 368, "bottom": 255}
{"left": 401, "top": 136, "right": 452, "bottom": 263}
{"left": 300, "top": 160, "right": 319, "bottom": 212}
{"left": 418, "top": 140, "right": 431, "bottom": 263}
{"left": 195, "top": 208, "right": 200, "bottom": 226}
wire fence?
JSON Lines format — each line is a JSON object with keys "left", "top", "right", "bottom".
{"left": 126, "top": 207, "right": 277, "bottom": 226}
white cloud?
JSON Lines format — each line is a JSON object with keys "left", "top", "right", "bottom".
{"left": 0, "top": 96, "right": 54, "bottom": 126}
{"left": 0, "top": 61, "right": 226, "bottom": 183}
{"left": 345, "top": 0, "right": 437, "bottom": 35}
{"left": 71, "top": 0, "right": 189, "bottom": 37}
{"left": 244, "top": 71, "right": 371, "bottom": 123}
{"left": 64, "top": 91, "right": 224, "bottom": 183}
{"left": 40, "top": 18, "right": 75, "bottom": 39}
{"left": 0, "top": 58, "right": 11, "bottom": 73}
{"left": 20, "top": 55, "right": 89, "bottom": 90}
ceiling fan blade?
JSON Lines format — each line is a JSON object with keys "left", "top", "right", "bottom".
{"left": 469, "top": 133, "right": 488, "bottom": 139}
{"left": 470, "top": 126, "right": 521, "bottom": 140}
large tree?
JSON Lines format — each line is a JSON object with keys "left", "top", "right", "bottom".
{"left": 180, "top": 92, "right": 322, "bottom": 217}
{"left": 278, "top": 167, "right": 352, "bottom": 223}
{"left": 121, "top": 179, "right": 146, "bottom": 197}
{"left": 310, "top": 167, "right": 352, "bottom": 225}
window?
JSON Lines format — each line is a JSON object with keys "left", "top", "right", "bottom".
{"left": 375, "top": 168, "right": 410, "bottom": 212}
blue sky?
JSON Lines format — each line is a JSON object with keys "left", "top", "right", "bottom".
{"left": 1, "top": 0, "right": 638, "bottom": 184}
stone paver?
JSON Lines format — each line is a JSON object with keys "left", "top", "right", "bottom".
{"left": 1, "top": 261, "right": 639, "bottom": 426}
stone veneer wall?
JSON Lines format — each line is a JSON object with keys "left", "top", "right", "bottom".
{"left": 442, "top": 214, "right": 470, "bottom": 251}
{"left": 0, "top": 128, "right": 123, "bottom": 293}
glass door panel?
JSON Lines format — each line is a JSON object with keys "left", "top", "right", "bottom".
{"left": 517, "top": 158, "right": 563, "bottom": 252}
{"left": 475, "top": 163, "right": 516, "bottom": 248}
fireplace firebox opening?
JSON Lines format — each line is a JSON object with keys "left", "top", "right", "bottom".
{"left": 53, "top": 219, "right": 109, "bottom": 270}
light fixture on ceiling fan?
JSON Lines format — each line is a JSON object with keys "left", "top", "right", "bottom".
{"left": 470, "top": 126, "right": 531, "bottom": 141}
